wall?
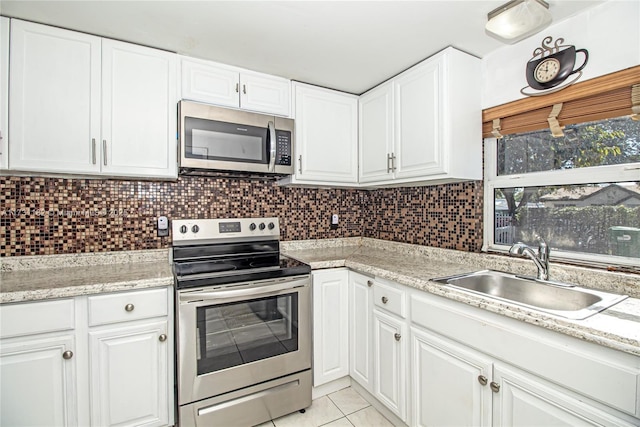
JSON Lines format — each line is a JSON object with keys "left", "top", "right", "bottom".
{"left": 0, "top": 176, "right": 483, "bottom": 257}
{"left": 481, "top": 0, "right": 640, "bottom": 108}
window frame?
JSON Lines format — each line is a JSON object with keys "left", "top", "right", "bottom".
{"left": 483, "top": 135, "right": 640, "bottom": 268}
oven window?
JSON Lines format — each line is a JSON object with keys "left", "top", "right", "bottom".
{"left": 196, "top": 293, "right": 298, "bottom": 375}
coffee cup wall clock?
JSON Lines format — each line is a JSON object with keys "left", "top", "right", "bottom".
{"left": 521, "top": 36, "right": 589, "bottom": 97}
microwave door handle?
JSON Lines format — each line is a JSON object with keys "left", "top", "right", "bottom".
{"left": 268, "top": 121, "right": 276, "bottom": 172}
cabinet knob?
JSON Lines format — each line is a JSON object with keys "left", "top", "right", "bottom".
{"left": 381, "top": 296, "right": 388, "bottom": 304}
{"left": 367, "top": 280, "right": 373, "bottom": 287}
{"left": 478, "top": 375, "right": 488, "bottom": 386}
{"left": 159, "top": 334, "right": 167, "bottom": 342}
{"left": 125, "top": 303, "right": 135, "bottom": 312}
{"left": 62, "top": 350, "right": 73, "bottom": 360}
{"left": 394, "top": 333, "right": 401, "bottom": 341}
{"left": 490, "top": 381, "right": 500, "bottom": 393}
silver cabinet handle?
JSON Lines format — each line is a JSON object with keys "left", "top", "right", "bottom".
{"left": 490, "top": 382, "right": 500, "bottom": 393}
{"left": 125, "top": 303, "right": 135, "bottom": 312}
{"left": 62, "top": 350, "right": 73, "bottom": 360}
{"left": 391, "top": 153, "right": 397, "bottom": 172}
{"left": 102, "top": 140, "right": 107, "bottom": 166}
{"left": 367, "top": 280, "right": 373, "bottom": 287}
{"left": 91, "top": 138, "right": 96, "bottom": 164}
{"left": 387, "top": 153, "right": 393, "bottom": 173}
{"left": 394, "top": 333, "right": 401, "bottom": 341}
{"left": 381, "top": 296, "right": 388, "bottom": 304}
{"left": 298, "top": 155, "right": 302, "bottom": 174}
{"left": 159, "top": 334, "right": 167, "bottom": 342}
{"left": 235, "top": 83, "right": 239, "bottom": 93}
{"left": 267, "top": 121, "right": 276, "bottom": 172}
{"left": 478, "top": 375, "right": 488, "bottom": 386}
{"left": 243, "top": 84, "right": 247, "bottom": 95}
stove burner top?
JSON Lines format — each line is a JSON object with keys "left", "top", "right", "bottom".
{"left": 171, "top": 218, "right": 310, "bottom": 290}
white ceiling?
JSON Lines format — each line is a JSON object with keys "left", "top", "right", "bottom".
{"left": 0, "top": 0, "right": 605, "bottom": 94}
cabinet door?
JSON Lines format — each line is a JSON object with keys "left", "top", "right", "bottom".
{"left": 312, "top": 269, "right": 349, "bottom": 387}
{"left": 349, "top": 272, "right": 373, "bottom": 392}
{"left": 101, "top": 39, "right": 177, "bottom": 178}
{"left": 394, "top": 57, "right": 445, "bottom": 179}
{"left": 89, "top": 320, "right": 169, "bottom": 427}
{"left": 493, "top": 363, "right": 639, "bottom": 427}
{"left": 1, "top": 17, "right": 9, "bottom": 170}
{"left": 240, "top": 72, "right": 290, "bottom": 117}
{"left": 0, "top": 334, "right": 78, "bottom": 427}
{"left": 294, "top": 83, "right": 358, "bottom": 183}
{"left": 359, "top": 83, "right": 394, "bottom": 183}
{"left": 181, "top": 58, "right": 240, "bottom": 108}
{"left": 9, "top": 19, "right": 101, "bottom": 174}
{"left": 411, "top": 326, "right": 492, "bottom": 427}
{"left": 373, "top": 309, "right": 406, "bottom": 421}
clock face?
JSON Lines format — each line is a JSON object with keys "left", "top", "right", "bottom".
{"left": 533, "top": 58, "right": 561, "bottom": 83}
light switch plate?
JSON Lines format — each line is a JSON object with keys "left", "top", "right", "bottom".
{"left": 158, "top": 216, "right": 169, "bottom": 237}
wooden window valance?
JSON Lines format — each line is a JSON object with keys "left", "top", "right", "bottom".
{"left": 482, "top": 65, "right": 640, "bottom": 138}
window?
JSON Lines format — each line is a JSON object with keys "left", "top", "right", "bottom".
{"left": 483, "top": 66, "right": 640, "bottom": 268}
{"left": 485, "top": 115, "right": 640, "bottom": 267}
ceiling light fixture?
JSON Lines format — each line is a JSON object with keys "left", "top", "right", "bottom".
{"left": 485, "top": 0, "right": 552, "bottom": 44}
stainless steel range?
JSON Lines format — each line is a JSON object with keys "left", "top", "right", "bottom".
{"left": 172, "top": 217, "right": 312, "bottom": 427}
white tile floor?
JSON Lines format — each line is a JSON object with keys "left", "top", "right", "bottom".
{"left": 256, "top": 387, "right": 394, "bottom": 427}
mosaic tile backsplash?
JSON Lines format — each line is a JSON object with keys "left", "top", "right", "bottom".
{"left": 0, "top": 176, "right": 483, "bottom": 256}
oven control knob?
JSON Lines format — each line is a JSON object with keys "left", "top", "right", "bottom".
{"left": 179, "top": 225, "right": 188, "bottom": 234}
{"left": 249, "top": 223, "right": 256, "bottom": 231}
{"left": 268, "top": 222, "right": 275, "bottom": 230}
{"left": 259, "top": 223, "right": 266, "bottom": 230}
{"left": 191, "top": 225, "right": 200, "bottom": 233}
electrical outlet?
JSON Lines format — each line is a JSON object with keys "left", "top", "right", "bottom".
{"left": 330, "top": 214, "right": 339, "bottom": 230}
{"left": 157, "top": 216, "right": 169, "bottom": 237}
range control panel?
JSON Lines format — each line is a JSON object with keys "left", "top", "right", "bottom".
{"left": 172, "top": 217, "right": 280, "bottom": 243}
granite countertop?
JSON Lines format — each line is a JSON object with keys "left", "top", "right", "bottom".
{"left": 282, "top": 240, "right": 640, "bottom": 357}
{"left": 0, "top": 250, "right": 173, "bottom": 303}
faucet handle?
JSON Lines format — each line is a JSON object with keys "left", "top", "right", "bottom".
{"left": 537, "top": 238, "right": 550, "bottom": 261}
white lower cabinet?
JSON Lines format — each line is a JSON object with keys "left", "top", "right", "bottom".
{"left": 0, "top": 287, "right": 173, "bottom": 427}
{"left": 0, "top": 333, "right": 78, "bottom": 426}
{"left": 411, "top": 327, "right": 492, "bottom": 427}
{"left": 312, "top": 269, "right": 350, "bottom": 387}
{"left": 349, "top": 271, "right": 373, "bottom": 391}
{"left": 88, "top": 320, "right": 169, "bottom": 427}
{"left": 344, "top": 269, "right": 640, "bottom": 427}
{"left": 373, "top": 309, "right": 407, "bottom": 422}
{"left": 492, "top": 363, "right": 639, "bottom": 427}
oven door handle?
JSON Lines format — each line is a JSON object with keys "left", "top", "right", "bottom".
{"left": 179, "top": 277, "right": 308, "bottom": 304}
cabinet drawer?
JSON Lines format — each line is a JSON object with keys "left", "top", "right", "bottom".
{"left": 373, "top": 281, "right": 406, "bottom": 318}
{"left": 88, "top": 287, "right": 168, "bottom": 326}
{"left": 0, "top": 299, "right": 75, "bottom": 338}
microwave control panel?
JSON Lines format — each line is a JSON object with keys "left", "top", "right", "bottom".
{"left": 275, "top": 130, "right": 292, "bottom": 166}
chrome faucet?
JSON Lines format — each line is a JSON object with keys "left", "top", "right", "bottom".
{"left": 509, "top": 239, "right": 550, "bottom": 281}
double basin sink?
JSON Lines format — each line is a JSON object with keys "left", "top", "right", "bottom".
{"left": 431, "top": 270, "right": 628, "bottom": 320}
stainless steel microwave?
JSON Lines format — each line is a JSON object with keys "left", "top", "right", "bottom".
{"left": 178, "top": 101, "right": 294, "bottom": 175}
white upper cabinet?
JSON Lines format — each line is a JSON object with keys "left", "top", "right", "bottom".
{"left": 1, "top": 17, "right": 10, "bottom": 170}
{"left": 9, "top": 19, "right": 101, "bottom": 175}
{"left": 280, "top": 82, "right": 358, "bottom": 186}
{"left": 101, "top": 40, "right": 177, "bottom": 178}
{"left": 181, "top": 57, "right": 290, "bottom": 117}
{"left": 8, "top": 19, "right": 177, "bottom": 179}
{"left": 359, "top": 84, "right": 393, "bottom": 183}
{"left": 394, "top": 58, "right": 442, "bottom": 179}
{"left": 359, "top": 47, "right": 482, "bottom": 187}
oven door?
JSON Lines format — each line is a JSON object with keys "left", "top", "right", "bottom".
{"left": 177, "top": 275, "right": 311, "bottom": 405}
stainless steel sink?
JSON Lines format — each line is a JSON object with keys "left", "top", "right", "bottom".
{"left": 431, "top": 270, "right": 628, "bottom": 320}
